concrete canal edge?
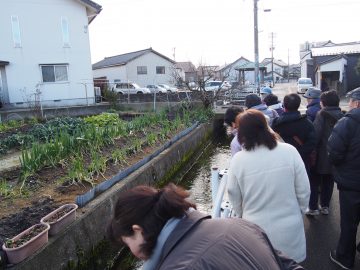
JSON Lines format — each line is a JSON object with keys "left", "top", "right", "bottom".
{"left": 9, "top": 123, "right": 213, "bottom": 270}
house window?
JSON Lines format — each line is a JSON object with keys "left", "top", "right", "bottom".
{"left": 41, "top": 65, "right": 69, "bottom": 83}
{"left": 61, "top": 17, "right": 70, "bottom": 47}
{"left": 156, "top": 66, "right": 165, "bottom": 74}
{"left": 137, "top": 66, "right": 147, "bottom": 75}
{"left": 11, "top": 16, "right": 21, "bottom": 47}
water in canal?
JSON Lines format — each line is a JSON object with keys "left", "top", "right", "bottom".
{"left": 112, "top": 135, "right": 231, "bottom": 270}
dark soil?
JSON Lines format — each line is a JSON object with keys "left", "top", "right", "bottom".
{"left": 0, "top": 124, "right": 32, "bottom": 142}
{"left": 43, "top": 205, "right": 74, "bottom": 223}
{"left": 4, "top": 224, "right": 48, "bottom": 248}
{"left": 0, "top": 125, "right": 179, "bottom": 250}
{"left": 0, "top": 197, "right": 58, "bottom": 246}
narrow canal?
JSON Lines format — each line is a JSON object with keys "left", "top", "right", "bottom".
{"left": 111, "top": 135, "right": 231, "bottom": 270}
{"left": 111, "top": 133, "right": 360, "bottom": 270}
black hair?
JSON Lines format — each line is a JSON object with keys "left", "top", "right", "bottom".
{"left": 283, "top": 93, "right": 301, "bottom": 112}
{"left": 245, "top": 94, "right": 262, "bottom": 108}
{"left": 107, "top": 183, "right": 196, "bottom": 259}
{"left": 320, "top": 90, "right": 340, "bottom": 107}
{"left": 224, "top": 106, "right": 244, "bottom": 126}
{"left": 263, "top": 94, "right": 280, "bottom": 106}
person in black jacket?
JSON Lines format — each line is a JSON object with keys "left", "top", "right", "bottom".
{"left": 272, "top": 93, "right": 316, "bottom": 171}
{"left": 328, "top": 87, "right": 360, "bottom": 269}
{"left": 310, "top": 90, "right": 343, "bottom": 215}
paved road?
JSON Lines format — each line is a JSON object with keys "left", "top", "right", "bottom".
{"left": 272, "top": 82, "right": 350, "bottom": 112}
{"left": 301, "top": 187, "right": 360, "bottom": 270}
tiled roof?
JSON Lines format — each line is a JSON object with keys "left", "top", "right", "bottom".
{"left": 80, "top": 0, "right": 102, "bottom": 12}
{"left": 261, "top": 58, "right": 287, "bottom": 67}
{"left": 311, "top": 42, "right": 360, "bottom": 56}
{"left": 92, "top": 48, "right": 174, "bottom": 70}
{"left": 175, "top": 62, "right": 196, "bottom": 72}
{"left": 219, "top": 56, "right": 251, "bottom": 71}
{"left": 235, "top": 62, "right": 266, "bottom": 71}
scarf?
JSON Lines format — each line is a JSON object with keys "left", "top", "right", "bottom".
{"left": 141, "top": 217, "right": 181, "bottom": 270}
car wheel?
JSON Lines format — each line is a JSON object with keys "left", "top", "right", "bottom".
{"left": 137, "top": 91, "right": 143, "bottom": 94}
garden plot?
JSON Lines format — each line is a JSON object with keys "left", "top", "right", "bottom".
{"left": 0, "top": 106, "right": 213, "bottom": 246}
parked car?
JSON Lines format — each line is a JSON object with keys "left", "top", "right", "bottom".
{"left": 146, "top": 85, "right": 167, "bottom": 93}
{"left": 157, "top": 84, "right": 178, "bottom": 93}
{"left": 112, "top": 82, "right": 150, "bottom": 94}
{"left": 297, "top": 78, "right": 313, "bottom": 94}
{"left": 204, "top": 81, "right": 232, "bottom": 91}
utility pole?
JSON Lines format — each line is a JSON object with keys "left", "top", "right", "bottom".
{"left": 173, "top": 47, "right": 176, "bottom": 61}
{"left": 254, "top": 0, "right": 259, "bottom": 93}
{"left": 288, "top": 48, "right": 290, "bottom": 82}
{"left": 269, "top": 32, "right": 275, "bottom": 87}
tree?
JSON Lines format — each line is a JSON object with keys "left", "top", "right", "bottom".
{"left": 172, "top": 62, "right": 231, "bottom": 108}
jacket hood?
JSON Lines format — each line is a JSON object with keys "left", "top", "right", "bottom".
{"left": 268, "top": 103, "right": 283, "bottom": 110}
{"left": 346, "top": 108, "right": 360, "bottom": 123}
{"left": 251, "top": 103, "right": 268, "bottom": 111}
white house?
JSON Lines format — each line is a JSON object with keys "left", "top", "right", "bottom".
{"left": 0, "top": 0, "right": 102, "bottom": 108}
{"left": 299, "top": 40, "right": 335, "bottom": 78}
{"left": 92, "top": 48, "right": 176, "bottom": 88}
{"left": 261, "top": 58, "right": 287, "bottom": 76}
{"left": 219, "top": 57, "right": 255, "bottom": 84}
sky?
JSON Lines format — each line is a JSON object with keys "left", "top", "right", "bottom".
{"left": 89, "top": 0, "right": 360, "bottom": 67}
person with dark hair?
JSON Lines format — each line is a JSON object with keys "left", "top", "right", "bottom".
{"left": 303, "top": 87, "right": 321, "bottom": 122}
{"left": 108, "top": 183, "right": 304, "bottom": 270}
{"left": 328, "top": 87, "right": 360, "bottom": 269}
{"left": 245, "top": 93, "right": 278, "bottom": 124}
{"left": 309, "top": 90, "right": 343, "bottom": 215}
{"left": 224, "top": 106, "right": 244, "bottom": 156}
{"left": 263, "top": 93, "right": 284, "bottom": 116}
{"left": 228, "top": 109, "right": 310, "bottom": 263}
{"left": 272, "top": 93, "right": 316, "bottom": 173}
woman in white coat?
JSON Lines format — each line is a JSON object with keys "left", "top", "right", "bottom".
{"left": 228, "top": 109, "right": 310, "bottom": 263}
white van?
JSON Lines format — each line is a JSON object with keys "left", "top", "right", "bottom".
{"left": 297, "top": 78, "right": 313, "bottom": 94}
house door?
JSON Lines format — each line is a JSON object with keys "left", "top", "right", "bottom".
{"left": 0, "top": 67, "right": 10, "bottom": 105}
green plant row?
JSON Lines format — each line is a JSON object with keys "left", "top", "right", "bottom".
{"left": 19, "top": 107, "right": 212, "bottom": 183}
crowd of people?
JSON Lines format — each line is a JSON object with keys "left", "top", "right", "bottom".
{"left": 105, "top": 86, "right": 360, "bottom": 269}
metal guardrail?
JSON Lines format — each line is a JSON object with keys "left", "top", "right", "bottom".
{"left": 211, "top": 167, "right": 235, "bottom": 218}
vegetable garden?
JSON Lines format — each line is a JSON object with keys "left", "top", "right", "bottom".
{"left": 0, "top": 105, "right": 213, "bottom": 246}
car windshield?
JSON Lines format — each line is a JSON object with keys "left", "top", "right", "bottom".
{"left": 299, "top": 79, "right": 312, "bottom": 84}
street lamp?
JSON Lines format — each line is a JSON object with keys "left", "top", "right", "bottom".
{"left": 253, "top": 0, "right": 271, "bottom": 93}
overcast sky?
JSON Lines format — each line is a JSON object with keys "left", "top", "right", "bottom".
{"left": 89, "top": 0, "right": 360, "bottom": 66}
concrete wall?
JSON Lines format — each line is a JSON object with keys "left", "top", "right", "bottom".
{"left": 10, "top": 123, "right": 212, "bottom": 270}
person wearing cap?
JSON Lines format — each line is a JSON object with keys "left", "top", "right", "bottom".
{"left": 303, "top": 87, "right": 321, "bottom": 122}
{"left": 328, "top": 87, "right": 360, "bottom": 269}
{"left": 260, "top": 86, "right": 272, "bottom": 101}
{"left": 245, "top": 93, "right": 278, "bottom": 125}
{"left": 224, "top": 106, "right": 244, "bottom": 157}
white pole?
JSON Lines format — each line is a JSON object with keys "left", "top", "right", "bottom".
{"left": 211, "top": 167, "right": 220, "bottom": 204}
{"left": 254, "top": 0, "right": 259, "bottom": 93}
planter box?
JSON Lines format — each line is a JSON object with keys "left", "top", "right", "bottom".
{"left": 2, "top": 223, "right": 50, "bottom": 264}
{"left": 40, "top": 204, "right": 78, "bottom": 236}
